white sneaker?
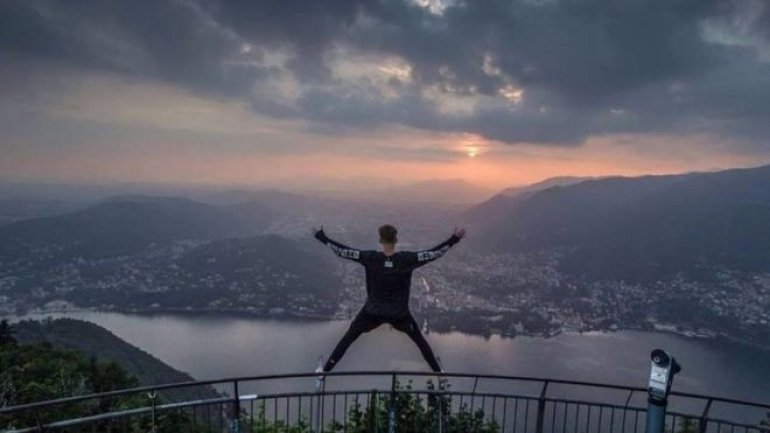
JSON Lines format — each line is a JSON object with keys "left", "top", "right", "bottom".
{"left": 314, "top": 367, "right": 326, "bottom": 391}
{"left": 314, "top": 357, "right": 326, "bottom": 392}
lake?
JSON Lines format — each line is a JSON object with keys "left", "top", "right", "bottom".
{"left": 12, "top": 310, "right": 770, "bottom": 409}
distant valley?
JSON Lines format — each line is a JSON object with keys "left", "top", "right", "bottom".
{"left": 1, "top": 168, "right": 769, "bottom": 349}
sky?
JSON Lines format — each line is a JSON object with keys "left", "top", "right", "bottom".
{"left": 1, "top": 0, "right": 770, "bottom": 191}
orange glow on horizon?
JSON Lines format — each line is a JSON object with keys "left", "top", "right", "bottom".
{"left": 2, "top": 110, "right": 769, "bottom": 191}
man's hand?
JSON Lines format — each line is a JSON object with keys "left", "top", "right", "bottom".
{"left": 453, "top": 227, "right": 466, "bottom": 239}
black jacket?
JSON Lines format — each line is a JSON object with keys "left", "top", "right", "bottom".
{"left": 315, "top": 229, "right": 460, "bottom": 318}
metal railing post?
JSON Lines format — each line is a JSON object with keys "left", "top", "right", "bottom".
{"left": 388, "top": 373, "right": 397, "bottom": 433}
{"left": 368, "top": 391, "right": 378, "bottom": 433}
{"left": 33, "top": 408, "right": 44, "bottom": 433}
{"left": 147, "top": 391, "right": 157, "bottom": 433}
{"left": 231, "top": 380, "right": 240, "bottom": 433}
{"left": 622, "top": 390, "right": 635, "bottom": 432}
{"left": 470, "top": 376, "right": 479, "bottom": 413}
{"left": 535, "top": 381, "right": 550, "bottom": 433}
{"left": 438, "top": 373, "right": 444, "bottom": 433}
{"left": 698, "top": 399, "right": 713, "bottom": 433}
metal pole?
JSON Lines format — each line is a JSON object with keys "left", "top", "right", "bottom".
{"left": 33, "top": 408, "right": 44, "bottom": 433}
{"left": 231, "top": 380, "right": 240, "bottom": 433}
{"left": 368, "top": 391, "right": 378, "bottom": 433}
{"left": 438, "top": 379, "right": 444, "bottom": 433}
{"left": 147, "top": 391, "right": 157, "bottom": 433}
{"left": 317, "top": 382, "right": 326, "bottom": 432}
{"left": 535, "top": 381, "right": 550, "bottom": 433}
{"left": 388, "top": 373, "right": 397, "bottom": 433}
{"left": 645, "top": 399, "right": 666, "bottom": 433}
{"left": 698, "top": 399, "right": 713, "bottom": 433}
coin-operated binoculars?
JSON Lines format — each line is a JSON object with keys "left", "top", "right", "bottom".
{"left": 645, "top": 349, "right": 682, "bottom": 433}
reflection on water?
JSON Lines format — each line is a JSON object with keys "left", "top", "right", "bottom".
{"left": 9, "top": 311, "right": 770, "bottom": 406}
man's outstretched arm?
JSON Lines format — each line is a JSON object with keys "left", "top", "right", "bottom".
{"left": 313, "top": 227, "right": 365, "bottom": 263}
{"left": 411, "top": 227, "right": 466, "bottom": 267}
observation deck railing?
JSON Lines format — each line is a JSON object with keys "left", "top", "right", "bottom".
{"left": 2, "top": 371, "right": 769, "bottom": 433}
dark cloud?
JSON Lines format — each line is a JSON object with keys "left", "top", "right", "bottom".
{"left": 1, "top": 0, "right": 769, "bottom": 146}
{"left": 0, "top": 0, "right": 252, "bottom": 95}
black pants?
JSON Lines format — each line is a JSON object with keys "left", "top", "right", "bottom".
{"left": 323, "top": 309, "right": 441, "bottom": 372}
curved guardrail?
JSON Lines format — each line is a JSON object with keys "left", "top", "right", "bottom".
{"left": 2, "top": 371, "right": 769, "bottom": 433}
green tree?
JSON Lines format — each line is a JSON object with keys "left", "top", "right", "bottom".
{"left": 331, "top": 379, "right": 499, "bottom": 433}
{"left": 0, "top": 319, "right": 16, "bottom": 346}
{"left": 244, "top": 401, "right": 311, "bottom": 433}
{"left": 1, "top": 339, "right": 217, "bottom": 432}
{"left": 235, "top": 379, "right": 501, "bottom": 433}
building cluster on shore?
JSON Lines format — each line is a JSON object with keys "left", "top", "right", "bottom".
{"left": 2, "top": 240, "right": 769, "bottom": 348}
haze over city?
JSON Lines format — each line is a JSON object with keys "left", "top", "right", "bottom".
{"left": 2, "top": 0, "right": 770, "bottom": 190}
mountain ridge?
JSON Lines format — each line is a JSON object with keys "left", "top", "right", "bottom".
{"left": 13, "top": 318, "right": 219, "bottom": 401}
{"left": 467, "top": 164, "right": 770, "bottom": 280}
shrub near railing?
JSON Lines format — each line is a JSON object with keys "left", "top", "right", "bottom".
{"left": 241, "top": 379, "right": 500, "bottom": 433}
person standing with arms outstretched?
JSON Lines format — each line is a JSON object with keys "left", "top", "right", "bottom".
{"left": 312, "top": 224, "right": 465, "bottom": 382}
